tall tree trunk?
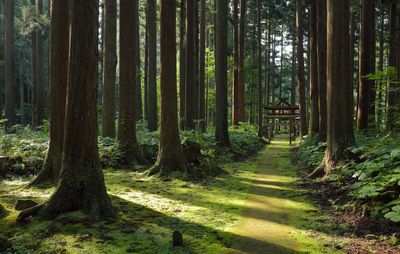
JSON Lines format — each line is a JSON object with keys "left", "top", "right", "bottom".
{"left": 147, "top": 0, "right": 158, "bottom": 131}
{"left": 238, "top": 0, "right": 246, "bottom": 123}
{"left": 199, "top": 0, "right": 206, "bottom": 131}
{"left": 350, "top": 11, "right": 356, "bottom": 125}
{"left": 185, "top": 0, "right": 196, "bottom": 130}
{"left": 4, "top": 0, "right": 16, "bottom": 130}
{"left": 215, "top": 0, "right": 230, "bottom": 147}
{"left": 309, "top": 0, "right": 319, "bottom": 136}
{"left": 311, "top": 0, "right": 355, "bottom": 177}
{"left": 144, "top": 7, "right": 149, "bottom": 123}
{"left": 27, "top": 0, "right": 114, "bottom": 220}
{"left": 296, "top": 0, "right": 308, "bottom": 137}
{"left": 102, "top": 0, "right": 117, "bottom": 138}
{"left": 378, "top": 2, "right": 385, "bottom": 127}
{"left": 118, "top": 0, "right": 147, "bottom": 166}
{"left": 386, "top": 0, "right": 398, "bottom": 130}
{"left": 357, "top": 0, "right": 376, "bottom": 131}
{"left": 134, "top": 1, "right": 143, "bottom": 121}
{"left": 317, "top": 0, "right": 327, "bottom": 140}
{"left": 232, "top": 0, "right": 240, "bottom": 125}
{"left": 194, "top": 0, "right": 200, "bottom": 121}
{"left": 31, "top": 0, "right": 38, "bottom": 127}
{"left": 179, "top": 0, "right": 186, "bottom": 129}
{"left": 291, "top": 37, "right": 296, "bottom": 106}
{"left": 257, "top": 0, "right": 262, "bottom": 136}
{"left": 148, "top": 0, "right": 189, "bottom": 176}
{"left": 30, "top": 0, "right": 69, "bottom": 186}
{"left": 36, "top": 0, "right": 45, "bottom": 125}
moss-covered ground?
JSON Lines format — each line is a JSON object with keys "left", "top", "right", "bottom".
{"left": 0, "top": 136, "right": 348, "bottom": 254}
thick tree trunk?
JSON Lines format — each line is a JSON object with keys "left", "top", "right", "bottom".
{"left": 179, "top": 0, "right": 186, "bottom": 129}
{"left": 144, "top": 8, "right": 149, "bottom": 123}
{"left": 387, "top": 0, "right": 398, "bottom": 130}
{"left": 199, "top": 0, "right": 206, "bottom": 131}
{"left": 309, "top": 0, "right": 319, "bottom": 136}
{"left": 257, "top": 0, "right": 262, "bottom": 136}
{"left": 317, "top": 0, "right": 327, "bottom": 140}
{"left": 29, "top": 0, "right": 114, "bottom": 220}
{"left": 185, "top": 0, "right": 196, "bottom": 130}
{"left": 357, "top": 0, "right": 376, "bottom": 131}
{"left": 148, "top": 0, "right": 189, "bottom": 176}
{"left": 30, "top": 0, "right": 69, "bottom": 186}
{"left": 147, "top": 0, "right": 158, "bottom": 131}
{"left": 118, "top": 0, "right": 147, "bottom": 166}
{"left": 102, "top": 0, "right": 117, "bottom": 138}
{"left": 311, "top": 0, "right": 355, "bottom": 177}
{"left": 296, "top": 0, "right": 307, "bottom": 137}
{"left": 215, "top": 0, "right": 230, "bottom": 147}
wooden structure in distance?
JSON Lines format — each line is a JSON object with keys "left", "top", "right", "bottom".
{"left": 265, "top": 97, "right": 300, "bottom": 145}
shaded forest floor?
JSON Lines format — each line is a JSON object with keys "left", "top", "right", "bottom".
{"left": 0, "top": 135, "right": 399, "bottom": 253}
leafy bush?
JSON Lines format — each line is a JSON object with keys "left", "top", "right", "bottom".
{"left": 297, "top": 133, "right": 400, "bottom": 223}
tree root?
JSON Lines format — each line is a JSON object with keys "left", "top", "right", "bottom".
{"left": 17, "top": 203, "right": 45, "bottom": 223}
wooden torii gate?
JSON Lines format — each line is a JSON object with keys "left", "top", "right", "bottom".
{"left": 265, "top": 97, "right": 300, "bottom": 145}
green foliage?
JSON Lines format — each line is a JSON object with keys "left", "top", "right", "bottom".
{"left": 16, "top": 5, "right": 50, "bottom": 37}
{"left": 298, "top": 133, "right": 400, "bottom": 223}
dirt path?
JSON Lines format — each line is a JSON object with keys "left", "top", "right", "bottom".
{"left": 228, "top": 136, "right": 340, "bottom": 254}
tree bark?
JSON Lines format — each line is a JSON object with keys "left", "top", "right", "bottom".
{"left": 317, "top": 0, "right": 327, "bottom": 140}
{"left": 311, "top": 0, "right": 355, "bottom": 177}
{"left": 357, "top": 0, "right": 376, "bottom": 131}
{"left": 215, "top": 0, "right": 230, "bottom": 147}
{"left": 199, "top": 0, "right": 206, "bottom": 131}
{"left": 34, "top": 0, "right": 114, "bottom": 220}
{"left": 257, "top": 0, "right": 262, "bottom": 136}
{"left": 4, "top": 0, "right": 16, "bottom": 130}
{"left": 232, "top": 0, "right": 240, "bottom": 125}
{"left": 296, "top": 0, "right": 308, "bottom": 137}
{"left": 118, "top": 0, "right": 147, "bottom": 166}
{"left": 147, "top": 0, "right": 189, "bottom": 176}
{"left": 185, "top": 0, "right": 196, "bottom": 130}
{"left": 147, "top": 0, "right": 158, "bottom": 131}
{"left": 102, "top": 0, "right": 117, "bottom": 138}
{"left": 309, "top": 0, "right": 319, "bottom": 136}
{"left": 386, "top": 0, "right": 398, "bottom": 130}
{"left": 238, "top": 0, "right": 246, "bottom": 124}
{"left": 134, "top": 1, "right": 143, "bottom": 122}
{"left": 30, "top": 0, "right": 69, "bottom": 186}
{"left": 37, "top": 0, "right": 45, "bottom": 125}
{"left": 179, "top": 0, "right": 186, "bottom": 129}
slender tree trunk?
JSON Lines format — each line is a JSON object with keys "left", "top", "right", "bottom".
{"left": 194, "top": 0, "right": 200, "bottom": 121}
{"left": 144, "top": 7, "right": 149, "bottom": 123}
{"left": 148, "top": 0, "right": 190, "bottom": 176}
{"left": 185, "top": 0, "right": 196, "bottom": 130}
{"left": 232, "top": 0, "right": 240, "bottom": 125}
{"left": 102, "top": 0, "right": 117, "bottom": 138}
{"left": 238, "top": 0, "right": 246, "bottom": 123}
{"left": 215, "top": 0, "right": 230, "bottom": 147}
{"left": 199, "top": 0, "right": 206, "bottom": 131}
{"left": 19, "top": 52, "right": 25, "bottom": 125}
{"left": 296, "top": 0, "right": 308, "bottom": 137}
{"left": 291, "top": 37, "right": 296, "bottom": 106}
{"left": 257, "top": 0, "right": 262, "bottom": 136}
{"left": 311, "top": 0, "right": 355, "bottom": 177}
{"left": 179, "top": 0, "right": 186, "bottom": 129}
{"left": 357, "top": 0, "right": 376, "bottom": 131}
{"left": 26, "top": 0, "right": 114, "bottom": 220}
{"left": 387, "top": 0, "right": 398, "bottom": 130}
{"left": 118, "top": 0, "right": 147, "bottom": 166}
{"left": 309, "top": 0, "right": 319, "bottom": 136}
{"left": 147, "top": 0, "right": 158, "bottom": 131}
{"left": 31, "top": 0, "right": 38, "bottom": 127}
{"left": 317, "top": 0, "right": 327, "bottom": 140}
{"left": 350, "top": 11, "right": 356, "bottom": 124}
{"left": 37, "top": 0, "right": 45, "bottom": 125}
{"left": 30, "top": 0, "right": 69, "bottom": 186}
{"left": 4, "top": 0, "right": 16, "bottom": 130}
{"left": 134, "top": 1, "right": 143, "bottom": 121}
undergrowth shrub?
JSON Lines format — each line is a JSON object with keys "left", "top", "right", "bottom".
{"left": 297, "top": 133, "right": 400, "bottom": 223}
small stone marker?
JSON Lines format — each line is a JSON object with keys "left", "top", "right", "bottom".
{"left": 172, "top": 231, "right": 183, "bottom": 247}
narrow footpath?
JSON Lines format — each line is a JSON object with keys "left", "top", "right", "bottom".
{"left": 228, "top": 135, "right": 341, "bottom": 254}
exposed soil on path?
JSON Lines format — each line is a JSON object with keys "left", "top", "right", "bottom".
{"left": 228, "top": 136, "right": 342, "bottom": 254}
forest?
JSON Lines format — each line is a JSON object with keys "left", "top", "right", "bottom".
{"left": 0, "top": 0, "right": 400, "bottom": 253}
